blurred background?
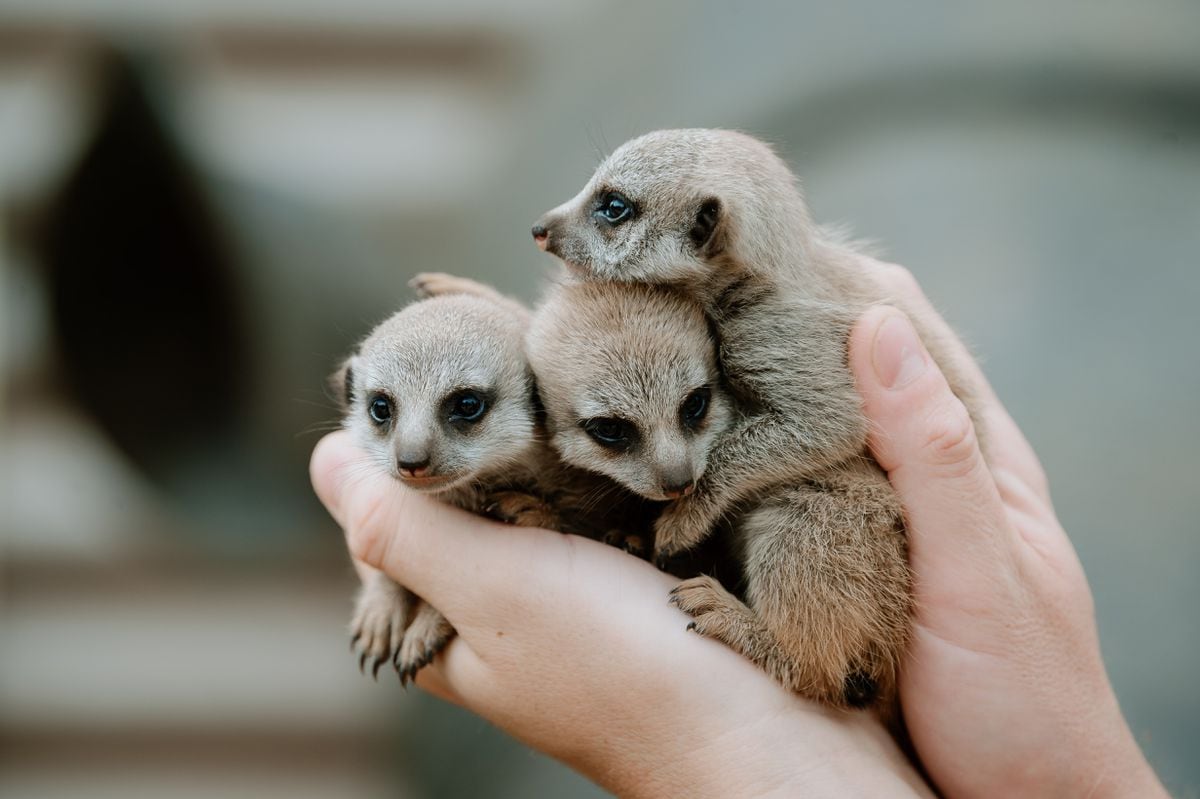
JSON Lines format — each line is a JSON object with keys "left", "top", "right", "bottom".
{"left": 1, "top": 1, "right": 1197, "bottom": 796}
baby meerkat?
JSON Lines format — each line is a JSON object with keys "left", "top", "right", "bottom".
{"left": 528, "top": 281, "right": 733, "bottom": 502}
{"left": 337, "top": 276, "right": 660, "bottom": 683}
{"left": 528, "top": 280, "right": 910, "bottom": 707}
{"left": 336, "top": 288, "right": 550, "bottom": 683}
{"left": 532, "top": 128, "right": 985, "bottom": 560}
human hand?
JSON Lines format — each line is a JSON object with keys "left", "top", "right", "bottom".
{"left": 849, "top": 262, "right": 1167, "bottom": 798}
{"left": 310, "top": 432, "right": 933, "bottom": 798}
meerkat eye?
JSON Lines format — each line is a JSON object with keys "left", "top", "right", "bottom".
{"left": 581, "top": 417, "right": 637, "bottom": 451}
{"left": 680, "top": 387, "right": 710, "bottom": 429}
{"left": 368, "top": 395, "right": 392, "bottom": 425}
{"left": 448, "top": 390, "right": 488, "bottom": 423}
{"left": 593, "top": 192, "right": 634, "bottom": 225}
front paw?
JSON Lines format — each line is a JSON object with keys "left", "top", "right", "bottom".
{"left": 486, "top": 491, "right": 559, "bottom": 529}
{"left": 603, "top": 529, "right": 649, "bottom": 559}
{"left": 395, "top": 606, "right": 456, "bottom": 686}
{"left": 350, "top": 578, "right": 410, "bottom": 679}
{"left": 652, "top": 497, "right": 719, "bottom": 564}
{"left": 668, "top": 575, "right": 754, "bottom": 648}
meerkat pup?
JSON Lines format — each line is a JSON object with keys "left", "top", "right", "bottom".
{"left": 532, "top": 128, "right": 985, "bottom": 561}
{"left": 528, "top": 280, "right": 910, "bottom": 707}
{"left": 337, "top": 276, "right": 658, "bottom": 683}
{"left": 335, "top": 288, "right": 548, "bottom": 683}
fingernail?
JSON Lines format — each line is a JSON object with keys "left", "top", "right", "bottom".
{"left": 873, "top": 312, "right": 927, "bottom": 389}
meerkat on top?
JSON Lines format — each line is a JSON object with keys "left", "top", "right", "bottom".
{"left": 528, "top": 280, "right": 911, "bottom": 708}
{"left": 336, "top": 275, "right": 660, "bottom": 683}
{"left": 531, "top": 128, "right": 985, "bottom": 560}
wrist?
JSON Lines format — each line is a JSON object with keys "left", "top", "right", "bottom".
{"left": 1080, "top": 713, "right": 1168, "bottom": 799}
{"left": 599, "top": 706, "right": 931, "bottom": 799}
{"left": 983, "top": 687, "right": 1166, "bottom": 799}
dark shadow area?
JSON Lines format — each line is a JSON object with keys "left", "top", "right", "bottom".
{"left": 38, "top": 50, "right": 248, "bottom": 485}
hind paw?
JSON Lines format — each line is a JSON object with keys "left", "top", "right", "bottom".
{"left": 395, "top": 605, "right": 456, "bottom": 685}
{"left": 350, "top": 576, "right": 410, "bottom": 679}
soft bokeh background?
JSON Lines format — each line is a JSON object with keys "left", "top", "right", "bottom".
{"left": 1, "top": 2, "right": 1197, "bottom": 796}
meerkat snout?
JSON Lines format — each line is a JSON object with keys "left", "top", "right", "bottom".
{"left": 531, "top": 223, "right": 548, "bottom": 250}
{"left": 396, "top": 456, "right": 430, "bottom": 479}
{"left": 660, "top": 478, "right": 694, "bottom": 500}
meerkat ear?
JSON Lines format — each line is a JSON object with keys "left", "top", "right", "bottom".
{"left": 689, "top": 197, "right": 724, "bottom": 256}
{"left": 330, "top": 355, "right": 358, "bottom": 411}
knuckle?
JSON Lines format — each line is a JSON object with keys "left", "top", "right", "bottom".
{"left": 1027, "top": 461, "right": 1052, "bottom": 499}
{"left": 921, "top": 398, "right": 981, "bottom": 476}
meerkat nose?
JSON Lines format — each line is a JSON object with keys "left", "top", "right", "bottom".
{"left": 531, "top": 224, "right": 548, "bottom": 250}
{"left": 397, "top": 458, "right": 430, "bottom": 478}
{"left": 661, "top": 481, "right": 695, "bottom": 500}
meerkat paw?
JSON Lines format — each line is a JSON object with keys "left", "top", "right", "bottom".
{"left": 485, "top": 490, "right": 560, "bottom": 529}
{"left": 395, "top": 605, "right": 456, "bottom": 686}
{"left": 350, "top": 576, "right": 410, "bottom": 679}
{"left": 653, "top": 498, "right": 720, "bottom": 564}
{"left": 408, "top": 272, "right": 494, "bottom": 300}
{"left": 409, "top": 272, "right": 468, "bottom": 298}
{"left": 668, "top": 575, "right": 760, "bottom": 651}
{"left": 602, "top": 528, "right": 649, "bottom": 559}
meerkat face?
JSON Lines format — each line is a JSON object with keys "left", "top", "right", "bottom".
{"left": 528, "top": 282, "right": 732, "bottom": 501}
{"left": 335, "top": 296, "right": 536, "bottom": 493}
{"left": 532, "top": 129, "right": 797, "bottom": 286}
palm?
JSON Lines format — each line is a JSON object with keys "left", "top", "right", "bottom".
{"left": 897, "top": 442, "right": 1115, "bottom": 797}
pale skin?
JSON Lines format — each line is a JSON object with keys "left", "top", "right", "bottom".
{"left": 310, "top": 262, "right": 1167, "bottom": 798}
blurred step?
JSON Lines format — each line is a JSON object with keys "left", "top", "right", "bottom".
{"left": 0, "top": 556, "right": 404, "bottom": 732}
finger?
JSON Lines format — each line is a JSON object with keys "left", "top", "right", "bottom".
{"left": 410, "top": 636, "right": 490, "bottom": 707}
{"left": 850, "top": 307, "right": 1020, "bottom": 577}
{"left": 863, "top": 258, "right": 1051, "bottom": 503}
{"left": 311, "top": 431, "right": 569, "bottom": 623}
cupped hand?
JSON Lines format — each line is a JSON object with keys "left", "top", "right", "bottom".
{"left": 310, "top": 433, "right": 931, "bottom": 798}
{"left": 850, "top": 261, "right": 1166, "bottom": 799}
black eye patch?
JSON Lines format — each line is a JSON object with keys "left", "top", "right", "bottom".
{"left": 580, "top": 417, "right": 638, "bottom": 452}
{"left": 444, "top": 388, "right": 491, "bottom": 426}
{"left": 592, "top": 191, "right": 635, "bottom": 226}
{"left": 368, "top": 393, "right": 392, "bottom": 426}
{"left": 680, "top": 387, "right": 710, "bottom": 429}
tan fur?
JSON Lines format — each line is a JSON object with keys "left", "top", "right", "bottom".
{"left": 528, "top": 281, "right": 911, "bottom": 707}
{"left": 337, "top": 278, "right": 657, "bottom": 683}
{"left": 679, "top": 461, "right": 911, "bottom": 708}
{"left": 535, "top": 128, "right": 987, "bottom": 558}
{"left": 528, "top": 280, "right": 733, "bottom": 502}
{"left": 530, "top": 130, "right": 988, "bottom": 706}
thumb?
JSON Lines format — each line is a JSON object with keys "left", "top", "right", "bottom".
{"left": 309, "top": 430, "right": 547, "bottom": 622}
{"left": 849, "top": 306, "right": 1014, "bottom": 578}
